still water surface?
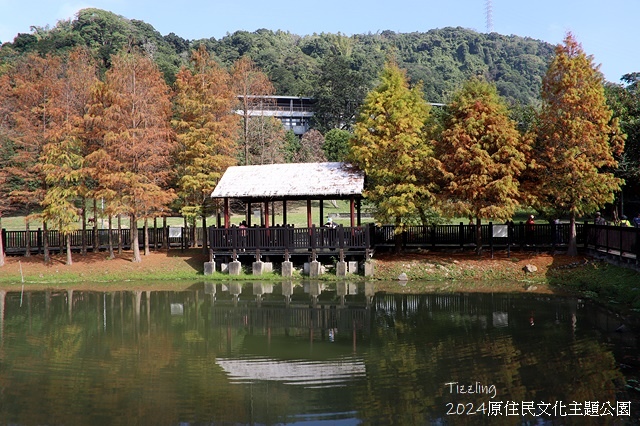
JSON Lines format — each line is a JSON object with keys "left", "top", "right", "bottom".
{"left": 0, "top": 281, "right": 638, "bottom": 425}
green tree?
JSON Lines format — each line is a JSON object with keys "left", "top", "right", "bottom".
{"left": 312, "top": 53, "right": 368, "bottom": 132}
{"left": 40, "top": 136, "right": 83, "bottom": 265}
{"left": 172, "top": 45, "right": 239, "bottom": 249}
{"left": 605, "top": 73, "right": 640, "bottom": 210}
{"left": 323, "top": 128, "right": 351, "bottom": 162}
{"left": 532, "top": 34, "right": 624, "bottom": 255}
{"left": 435, "top": 77, "right": 526, "bottom": 251}
{"left": 350, "top": 61, "right": 437, "bottom": 251}
{"left": 282, "top": 130, "right": 300, "bottom": 163}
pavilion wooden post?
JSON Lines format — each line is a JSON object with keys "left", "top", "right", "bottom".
{"left": 350, "top": 197, "right": 356, "bottom": 228}
{"left": 246, "top": 202, "right": 251, "bottom": 226}
{"left": 282, "top": 200, "right": 287, "bottom": 225}
{"left": 224, "top": 198, "right": 230, "bottom": 229}
{"left": 264, "top": 201, "right": 270, "bottom": 228}
{"left": 307, "top": 200, "right": 312, "bottom": 228}
{"left": 357, "top": 198, "right": 362, "bottom": 226}
{"left": 319, "top": 198, "right": 324, "bottom": 225}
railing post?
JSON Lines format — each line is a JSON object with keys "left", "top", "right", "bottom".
{"left": 620, "top": 225, "right": 624, "bottom": 259}
{"left": 284, "top": 225, "right": 290, "bottom": 252}
{"left": 365, "top": 223, "right": 371, "bottom": 251}
{"left": 636, "top": 227, "right": 640, "bottom": 264}
{"left": 459, "top": 222, "right": 464, "bottom": 249}
{"left": 489, "top": 222, "right": 494, "bottom": 258}
{"left": 431, "top": 225, "right": 436, "bottom": 249}
{"left": 584, "top": 221, "right": 589, "bottom": 250}
{"left": 507, "top": 222, "right": 512, "bottom": 258}
{"left": 37, "top": 227, "right": 42, "bottom": 254}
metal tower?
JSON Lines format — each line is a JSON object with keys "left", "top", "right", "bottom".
{"left": 485, "top": 0, "right": 494, "bottom": 33}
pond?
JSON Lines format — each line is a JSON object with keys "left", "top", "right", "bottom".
{"left": 0, "top": 282, "right": 638, "bottom": 425}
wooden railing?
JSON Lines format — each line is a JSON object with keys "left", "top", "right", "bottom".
{"left": 1, "top": 226, "right": 200, "bottom": 255}
{"left": 584, "top": 224, "right": 640, "bottom": 260}
{"left": 208, "top": 225, "right": 371, "bottom": 254}
{"left": 4, "top": 222, "right": 639, "bottom": 260}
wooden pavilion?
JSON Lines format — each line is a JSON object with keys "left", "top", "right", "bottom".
{"left": 211, "top": 162, "right": 365, "bottom": 228}
{"left": 208, "top": 162, "right": 368, "bottom": 258}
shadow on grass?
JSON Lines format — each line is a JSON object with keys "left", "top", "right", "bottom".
{"left": 163, "top": 247, "right": 209, "bottom": 272}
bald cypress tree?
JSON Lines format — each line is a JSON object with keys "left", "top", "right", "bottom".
{"left": 351, "top": 61, "right": 438, "bottom": 251}
{"left": 173, "top": 45, "right": 239, "bottom": 250}
{"left": 533, "top": 34, "right": 624, "bottom": 256}
{"left": 435, "top": 77, "right": 526, "bottom": 252}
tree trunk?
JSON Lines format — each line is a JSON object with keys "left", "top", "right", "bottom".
{"left": 25, "top": 220, "right": 31, "bottom": 258}
{"left": 66, "top": 233, "right": 73, "bottom": 265}
{"left": 0, "top": 218, "right": 5, "bottom": 267}
{"left": 43, "top": 221, "right": 50, "bottom": 263}
{"left": 567, "top": 213, "right": 578, "bottom": 256}
{"left": 191, "top": 216, "right": 196, "bottom": 248}
{"left": 475, "top": 217, "right": 483, "bottom": 255}
{"left": 162, "top": 216, "right": 167, "bottom": 250}
{"left": 144, "top": 218, "right": 149, "bottom": 256}
{"left": 394, "top": 216, "right": 402, "bottom": 254}
{"left": 58, "top": 222, "right": 63, "bottom": 255}
{"left": 108, "top": 216, "right": 114, "bottom": 259}
{"left": 202, "top": 200, "right": 208, "bottom": 255}
{"left": 93, "top": 199, "right": 99, "bottom": 252}
{"left": 132, "top": 213, "right": 141, "bottom": 263}
{"left": 117, "top": 215, "right": 122, "bottom": 254}
{"left": 81, "top": 196, "right": 87, "bottom": 256}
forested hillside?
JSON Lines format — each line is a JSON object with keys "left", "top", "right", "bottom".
{"left": 0, "top": 8, "right": 555, "bottom": 105}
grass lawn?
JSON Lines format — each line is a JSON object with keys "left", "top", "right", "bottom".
{"left": 1, "top": 199, "right": 375, "bottom": 231}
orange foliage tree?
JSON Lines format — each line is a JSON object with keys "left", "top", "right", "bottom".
{"left": 87, "top": 51, "right": 175, "bottom": 262}
{"left": 435, "top": 77, "right": 526, "bottom": 251}
{"left": 532, "top": 34, "right": 625, "bottom": 255}
{"left": 4, "top": 52, "right": 67, "bottom": 260}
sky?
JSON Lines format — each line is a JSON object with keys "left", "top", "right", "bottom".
{"left": 0, "top": 0, "right": 637, "bottom": 83}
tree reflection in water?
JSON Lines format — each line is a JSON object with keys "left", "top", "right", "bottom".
{"left": 0, "top": 282, "right": 636, "bottom": 425}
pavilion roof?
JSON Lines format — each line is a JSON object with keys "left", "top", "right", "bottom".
{"left": 211, "top": 162, "right": 364, "bottom": 200}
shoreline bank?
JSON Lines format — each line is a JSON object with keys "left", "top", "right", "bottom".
{"left": 1, "top": 249, "right": 639, "bottom": 314}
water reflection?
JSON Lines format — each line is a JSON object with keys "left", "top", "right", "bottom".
{"left": 0, "top": 282, "right": 637, "bottom": 425}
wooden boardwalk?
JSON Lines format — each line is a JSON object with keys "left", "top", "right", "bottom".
{"left": 3, "top": 223, "right": 639, "bottom": 266}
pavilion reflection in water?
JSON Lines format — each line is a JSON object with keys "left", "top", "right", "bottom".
{"left": 205, "top": 281, "right": 373, "bottom": 388}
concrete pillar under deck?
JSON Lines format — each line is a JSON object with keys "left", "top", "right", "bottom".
{"left": 252, "top": 261, "right": 272, "bottom": 275}
{"left": 348, "top": 261, "right": 358, "bottom": 274}
{"left": 309, "top": 260, "right": 323, "bottom": 277}
{"left": 336, "top": 261, "right": 347, "bottom": 277}
{"left": 364, "top": 260, "right": 375, "bottom": 277}
{"left": 204, "top": 262, "right": 215, "bottom": 276}
{"left": 253, "top": 261, "right": 264, "bottom": 275}
{"left": 228, "top": 261, "right": 242, "bottom": 276}
{"left": 281, "top": 261, "right": 294, "bottom": 277}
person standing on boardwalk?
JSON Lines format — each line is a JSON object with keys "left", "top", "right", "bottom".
{"left": 525, "top": 215, "right": 535, "bottom": 245}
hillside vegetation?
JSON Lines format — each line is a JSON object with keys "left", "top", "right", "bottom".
{"left": 0, "top": 8, "right": 555, "bottom": 105}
